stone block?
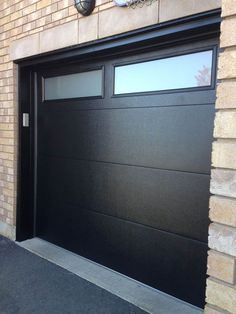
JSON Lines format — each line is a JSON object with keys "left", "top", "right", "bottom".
{"left": 79, "top": 14, "right": 98, "bottom": 44}
{"left": 10, "top": 33, "right": 40, "bottom": 60}
{"left": 214, "top": 111, "right": 236, "bottom": 138}
{"left": 40, "top": 20, "right": 79, "bottom": 53}
{"left": 218, "top": 49, "right": 236, "bottom": 80}
{"left": 205, "top": 304, "right": 229, "bottom": 314}
{"left": 211, "top": 169, "right": 236, "bottom": 198}
{"left": 99, "top": 3, "right": 158, "bottom": 39}
{"left": 216, "top": 81, "right": 236, "bottom": 109}
{"left": 221, "top": 18, "right": 236, "bottom": 48}
{"left": 207, "top": 250, "right": 236, "bottom": 284}
{"left": 210, "top": 195, "right": 236, "bottom": 227}
{"left": 159, "top": 0, "right": 221, "bottom": 22}
{"left": 222, "top": 0, "right": 236, "bottom": 17}
{"left": 209, "top": 223, "right": 236, "bottom": 257}
{"left": 212, "top": 141, "right": 236, "bottom": 169}
{"left": 206, "top": 278, "right": 236, "bottom": 314}
{"left": 0, "top": 220, "right": 15, "bottom": 240}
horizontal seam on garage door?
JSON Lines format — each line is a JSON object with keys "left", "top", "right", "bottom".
{"left": 50, "top": 203, "right": 208, "bottom": 245}
{"left": 38, "top": 154, "right": 211, "bottom": 176}
{"left": 40, "top": 103, "right": 215, "bottom": 112}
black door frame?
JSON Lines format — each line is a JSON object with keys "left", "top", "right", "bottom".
{"left": 16, "top": 9, "right": 221, "bottom": 241}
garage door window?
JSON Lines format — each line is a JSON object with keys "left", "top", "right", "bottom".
{"left": 114, "top": 50, "right": 213, "bottom": 95}
{"left": 44, "top": 69, "right": 103, "bottom": 100}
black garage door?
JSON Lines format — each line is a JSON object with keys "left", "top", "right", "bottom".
{"left": 35, "top": 38, "right": 217, "bottom": 308}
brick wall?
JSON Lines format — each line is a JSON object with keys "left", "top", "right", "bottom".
{"left": 205, "top": 1, "right": 236, "bottom": 313}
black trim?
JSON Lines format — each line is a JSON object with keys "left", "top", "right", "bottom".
{"left": 16, "top": 9, "right": 221, "bottom": 241}
{"left": 16, "top": 68, "right": 35, "bottom": 240}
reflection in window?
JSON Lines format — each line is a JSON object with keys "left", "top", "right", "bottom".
{"left": 114, "top": 50, "right": 213, "bottom": 95}
{"left": 44, "top": 69, "right": 103, "bottom": 100}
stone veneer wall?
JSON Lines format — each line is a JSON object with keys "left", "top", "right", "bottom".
{"left": 205, "top": 1, "right": 236, "bottom": 313}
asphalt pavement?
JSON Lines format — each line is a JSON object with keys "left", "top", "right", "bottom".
{"left": 0, "top": 235, "right": 147, "bottom": 314}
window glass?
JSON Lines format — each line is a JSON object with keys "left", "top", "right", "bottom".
{"left": 44, "top": 69, "right": 103, "bottom": 100}
{"left": 114, "top": 50, "right": 213, "bottom": 95}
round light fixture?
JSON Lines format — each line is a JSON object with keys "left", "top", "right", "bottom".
{"left": 74, "top": 0, "right": 95, "bottom": 16}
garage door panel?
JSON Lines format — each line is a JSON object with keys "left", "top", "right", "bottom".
{"left": 40, "top": 88, "right": 216, "bottom": 110}
{"left": 36, "top": 203, "right": 207, "bottom": 308}
{"left": 109, "top": 89, "right": 215, "bottom": 108}
{"left": 36, "top": 39, "right": 218, "bottom": 309}
{"left": 38, "top": 105, "right": 214, "bottom": 175}
{"left": 37, "top": 156, "right": 210, "bottom": 242}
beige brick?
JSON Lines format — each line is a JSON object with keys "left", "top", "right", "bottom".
{"left": 79, "top": 14, "right": 98, "bottom": 44}
{"left": 210, "top": 195, "right": 236, "bottom": 227}
{"left": 0, "top": 15, "right": 11, "bottom": 26}
{"left": 69, "top": 5, "right": 77, "bottom": 16}
{"left": 207, "top": 250, "right": 236, "bottom": 284}
{"left": 37, "top": 0, "right": 51, "bottom": 10}
{"left": 206, "top": 278, "right": 236, "bottom": 314}
{"left": 58, "top": 0, "right": 70, "bottom": 9}
{"left": 209, "top": 223, "right": 236, "bottom": 257}
{"left": 212, "top": 141, "right": 236, "bottom": 169}
{"left": 14, "top": 16, "right": 28, "bottom": 28}
{"left": 159, "top": 0, "right": 221, "bottom": 22}
{"left": 15, "top": 1, "right": 24, "bottom": 11}
{"left": 0, "top": 63, "right": 10, "bottom": 71}
{"left": 3, "top": 22, "right": 14, "bottom": 32}
{"left": 221, "top": 18, "right": 236, "bottom": 48}
{"left": 0, "top": 124, "right": 14, "bottom": 131}
{"left": 22, "top": 3, "right": 36, "bottom": 15}
{"left": 214, "top": 111, "right": 236, "bottom": 138}
{"left": 99, "top": 3, "right": 158, "bottom": 38}
{"left": 218, "top": 49, "right": 236, "bottom": 80}
{"left": 40, "top": 20, "right": 78, "bottom": 53}
{"left": 27, "top": 10, "right": 42, "bottom": 22}
{"left": 42, "top": 3, "right": 58, "bottom": 15}
{"left": 10, "top": 10, "right": 23, "bottom": 21}
{"left": 10, "top": 26, "right": 23, "bottom": 37}
{"left": 36, "top": 16, "right": 50, "bottom": 28}
{"left": 10, "top": 33, "right": 40, "bottom": 60}
{"left": 222, "top": 0, "right": 236, "bottom": 17}
{"left": 52, "top": 8, "right": 68, "bottom": 21}
{"left": 23, "top": 22, "right": 36, "bottom": 33}
{"left": 216, "top": 81, "right": 236, "bottom": 109}
{"left": 2, "top": 5, "right": 15, "bottom": 17}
